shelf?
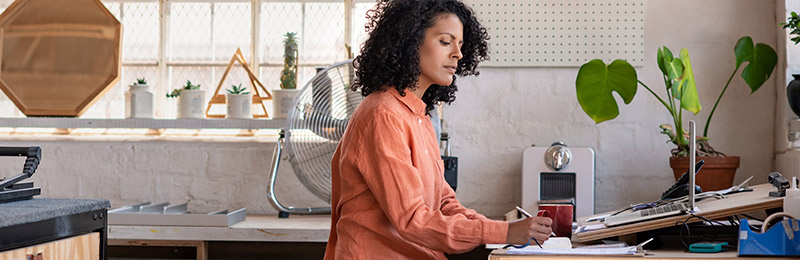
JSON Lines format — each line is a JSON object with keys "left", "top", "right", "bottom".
{"left": 109, "top": 214, "right": 330, "bottom": 242}
{"left": 0, "top": 118, "right": 287, "bottom": 129}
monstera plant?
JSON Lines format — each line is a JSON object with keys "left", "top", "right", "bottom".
{"left": 575, "top": 36, "right": 777, "bottom": 190}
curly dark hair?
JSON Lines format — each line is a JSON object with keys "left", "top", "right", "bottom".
{"left": 352, "top": 0, "right": 490, "bottom": 114}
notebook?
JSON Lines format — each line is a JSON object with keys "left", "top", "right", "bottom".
{"left": 603, "top": 120, "right": 700, "bottom": 227}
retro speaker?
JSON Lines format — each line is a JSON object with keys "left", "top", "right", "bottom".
{"left": 522, "top": 142, "right": 595, "bottom": 218}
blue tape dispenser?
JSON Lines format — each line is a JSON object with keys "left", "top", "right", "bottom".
{"left": 738, "top": 218, "right": 800, "bottom": 256}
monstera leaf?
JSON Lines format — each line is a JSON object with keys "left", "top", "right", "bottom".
{"left": 658, "top": 47, "right": 682, "bottom": 81}
{"left": 734, "top": 36, "right": 778, "bottom": 93}
{"left": 575, "top": 59, "right": 638, "bottom": 124}
{"left": 676, "top": 49, "right": 701, "bottom": 114}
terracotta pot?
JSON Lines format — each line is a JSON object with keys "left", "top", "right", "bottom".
{"left": 669, "top": 156, "right": 739, "bottom": 192}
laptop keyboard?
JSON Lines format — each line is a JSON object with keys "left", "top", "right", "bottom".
{"left": 604, "top": 202, "right": 690, "bottom": 227}
{"left": 640, "top": 203, "right": 687, "bottom": 217}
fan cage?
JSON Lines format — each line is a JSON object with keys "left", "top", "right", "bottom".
{"left": 285, "top": 59, "right": 362, "bottom": 203}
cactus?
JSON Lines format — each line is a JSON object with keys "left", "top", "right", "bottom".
{"left": 280, "top": 32, "right": 299, "bottom": 89}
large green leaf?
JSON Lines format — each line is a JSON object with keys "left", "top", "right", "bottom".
{"left": 665, "top": 58, "right": 684, "bottom": 81}
{"left": 742, "top": 43, "right": 778, "bottom": 92}
{"left": 576, "top": 59, "right": 638, "bottom": 123}
{"left": 657, "top": 48, "right": 668, "bottom": 76}
{"left": 657, "top": 47, "right": 676, "bottom": 77}
{"left": 735, "top": 36, "right": 778, "bottom": 93}
{"left": 734, "top": 36, "right": 754, "bottom": 67}
{"left": 677, "top": 48, "right": 701, "bottom": 114}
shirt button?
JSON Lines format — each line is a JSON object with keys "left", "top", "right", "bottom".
{"left": 418, "top": 118, "right": 422, "bottom": 123}
{"left": 425, "top": 150, "right": 428, "bottom": 154}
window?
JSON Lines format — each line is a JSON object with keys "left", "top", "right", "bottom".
{"left": 0, "top": 0, "right": 377, "bottom": 119}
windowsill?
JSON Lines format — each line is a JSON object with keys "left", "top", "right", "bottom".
{"left": 0, "top": 117, "right": 287, "bottom": 142}
{"left": 0, "top": 117, "right": 286, "bottom": 129}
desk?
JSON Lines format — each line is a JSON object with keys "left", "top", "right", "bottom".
{"left": 490, "top": 249, "right": 792, "bottom": 259}
{"left": 108, "top": 214, "right": 330, "bottom": 260}
{"left": 0, "top": 198, "right": 110, "bottom": 259}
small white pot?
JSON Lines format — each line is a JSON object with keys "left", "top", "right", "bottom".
{"left": 272, "top": 89, "right": 300, "bottom": 119}
{"left": 177, "top": 89, "right": 206, "bottom": 119}
{"left": 226, "top": 93, "right": 252, "bottom": 119}
{"left": 125, "top": 84, "right": 154, "bottom": 119}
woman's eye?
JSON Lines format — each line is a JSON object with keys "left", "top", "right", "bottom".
{"left": 440, "top": 40, "right": 451, "bottom": 46}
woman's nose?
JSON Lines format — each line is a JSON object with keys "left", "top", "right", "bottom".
{"left": 452, "top": 47, "right": 463, "bottom": 60}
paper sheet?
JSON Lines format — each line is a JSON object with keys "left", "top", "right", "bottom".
{"left": 486, "top": 237, "right": 572, "bottom": 249}
{"left": 504, "top": 246, "right": 639, "bottom": 255}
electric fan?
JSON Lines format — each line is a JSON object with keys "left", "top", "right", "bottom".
{"left": 267, "top": 59, "right": 362, "bottom": 218}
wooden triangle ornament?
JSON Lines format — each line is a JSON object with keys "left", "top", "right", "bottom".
{"left": 205, "top": 48, "right": 273, "bottom": 118}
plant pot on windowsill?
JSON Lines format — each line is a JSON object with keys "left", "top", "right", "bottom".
{"left": 125, "top": 84, "right": 154, "bottom": 119}
{"left": 226, "top": 93, "right": 252, "bottom": 119}
{"left": 669, "top": 156, "right": 740, "bottom": 192}
{"left": 177, "top": 89, "right": 206, "bottom": 119}
{"left": 272, "top": 88, "right": 299, "bottom": 119}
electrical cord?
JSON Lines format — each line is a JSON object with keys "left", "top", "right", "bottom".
{"left": 761, "top": 212, "right": 798, "bottom": 233}
{"left": 674, "top": 214, "right": 740, "bottom": 250}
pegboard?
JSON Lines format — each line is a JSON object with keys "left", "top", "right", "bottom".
{"left": 463, "top": 0, "right": 645, "bottom": 67}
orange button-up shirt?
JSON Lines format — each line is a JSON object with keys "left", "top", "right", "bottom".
{"left": 324, "top": 88, "right": 509, "bottom": 260}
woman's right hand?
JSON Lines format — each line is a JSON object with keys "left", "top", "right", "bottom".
{"left": 506, "top": 217, "right": 553, "bottom": 245}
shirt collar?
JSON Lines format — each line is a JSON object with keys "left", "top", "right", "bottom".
{"left": 387, "top": 87, "right": 427, "bottom": 116}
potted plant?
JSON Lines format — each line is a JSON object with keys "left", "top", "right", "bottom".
{"left": 167, "top": 80, "right": 205, "bottom": 119}
{"left": 125, "top": 77, "right": 154, "bottom": 119}
{"left": 781, "top": 11, "right": 800, "bottom": 118}
{"left": 272, "top": 32, "right": 300, "bottom": 119}
{"left": 574, "top": 36, "right": 777, "bottom": 191}
{"left": 226, "top": 83, "right": 252, "bottom": 119}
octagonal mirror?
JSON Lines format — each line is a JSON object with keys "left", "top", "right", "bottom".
{"left": 0, "top": 0, "right": 121, "bottom": 117}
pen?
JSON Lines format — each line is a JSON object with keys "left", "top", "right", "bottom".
{"left": 516, "top": 206, "right": 558, "bottom": 237}
{"left": 515, "top": 206, "right": 532, "bottom": 217}
{"left": 513, "top": 206, "right": 542, "bottom": 248}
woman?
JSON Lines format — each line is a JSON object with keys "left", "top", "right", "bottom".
{"left": 325, "top": 0, "right": 553, "bottom": 259}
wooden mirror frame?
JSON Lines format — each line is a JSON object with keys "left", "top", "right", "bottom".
{"left": 0, "top": 0, "right": 121, "bottom": 117}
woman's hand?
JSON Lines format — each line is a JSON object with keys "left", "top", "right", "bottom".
{"left": 506, "top": 217, "right": 553, "bottom": 244}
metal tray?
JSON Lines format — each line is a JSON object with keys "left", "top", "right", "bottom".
{"left": 108, "top": 202, "right": 246, "bottom": 227}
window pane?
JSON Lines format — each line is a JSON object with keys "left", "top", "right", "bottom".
{"left": 352, "top": 2, "right": 376, "bottom": 57}
{"left": 260, "top": 2, "right": 302, "bottom": 64}
{"left": 214, "top": 2, "right": 251, "bottom": 61}
{"left": 259, "top": 66, "right": 282, "bottom": 90}
{"left": 259, "top": 66, "right": 281, "bottom": 116}
{"left": 169, "top": 2, "right": 212, "bottom": 61}
{"left": 104, "top": 1, "right": 160, "bottom": 62}
{"left": 102, "top": 2, "right": 120, "bottom": 19}
{"left": 81, "top": 80, "right": 123, "bottom": 118}
{"left": 122, "top": 2, "right": 160, "bottom": 61}
{"left": 297, "top": 65, "right": 319, "bottom": 90}
{"left": 303, "top": 2, "right": 345, "bottom": 63}
{"left": 0, "top": 0, "right": 15, "bottom": 13}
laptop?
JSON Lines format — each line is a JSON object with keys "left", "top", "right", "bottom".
{"left": 603, "top": 121, "right": 700, "bottom": 227}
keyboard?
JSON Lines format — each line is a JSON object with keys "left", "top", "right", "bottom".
{"left": 604, "top": 202, "right": 690, "bottom": 227}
